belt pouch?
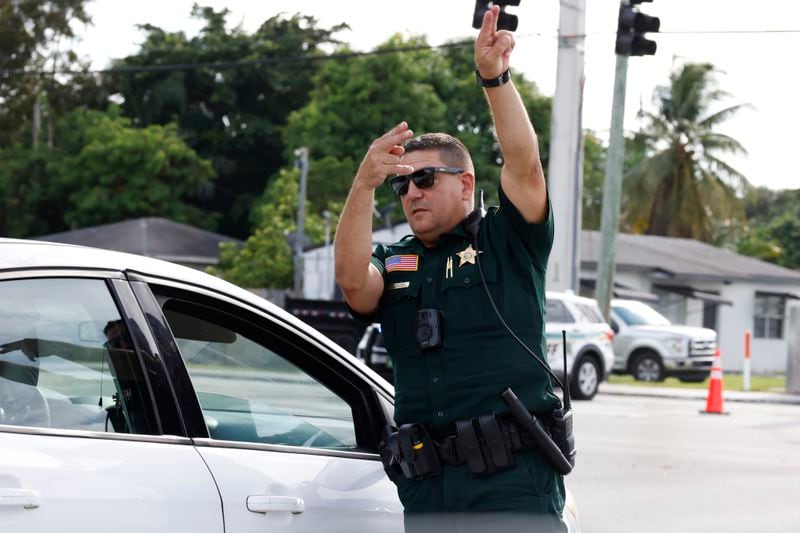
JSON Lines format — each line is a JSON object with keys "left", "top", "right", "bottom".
{"left": 455, "top": 420, "right": 488, "bottom": 476}
{"left": 477, "top": 413, "right": 514, "bottom": 470}
{"left": 398, "top": 424, "right": 441, "bottom": 479}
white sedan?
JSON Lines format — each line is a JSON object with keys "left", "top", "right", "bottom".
{"left": 0, "top": 238, "right": 579, "bottom": 532}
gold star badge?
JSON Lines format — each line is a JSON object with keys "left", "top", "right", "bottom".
{"left": 456, "top": 244, "right": 479, "bottom": 267}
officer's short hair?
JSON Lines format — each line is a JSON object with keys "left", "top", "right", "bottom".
{"left": 404, "top": 133, "right": 475, "bottom": 173}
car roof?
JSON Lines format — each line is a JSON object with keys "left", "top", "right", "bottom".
{"left": 611, "top": 298, "right": 651, "bottom": 308}
{"left": 546, "top": 290, "right": 600, "bottom": 307}
{"left": 0, "top": 238, "right": 311, "bottom": 339}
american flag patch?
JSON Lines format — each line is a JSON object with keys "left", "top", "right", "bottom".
{"left": 385, "top": 255, "right": 419, "bottom": 273}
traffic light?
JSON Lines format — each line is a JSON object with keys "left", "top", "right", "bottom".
{"left": 472, "top": 0, "right": 521, "bottom": 32}
{"left": 615, "top": 0, "right": 660, "bottom": 56}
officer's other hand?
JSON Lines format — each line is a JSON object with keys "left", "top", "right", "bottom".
{"left": 356, "top": 122, "right": 415, "bottom": 189}
{"left": 0, "top": 338, "right": 40, "bottom": 361}
{"left": 475, "top": 4, "right": 515, "bottom": 79}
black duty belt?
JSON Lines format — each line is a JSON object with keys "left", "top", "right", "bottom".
{"left": 381, "top": 412, "right": 540, "bottom": 480}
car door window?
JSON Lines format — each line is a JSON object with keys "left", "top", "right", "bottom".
{"left": 546, "top": 299, "right": 575, "bottom": 323}
{"left": 0, "top": 278, "right": 156, "bottom": 434}
{"left": 576, "top": 303, "right": 605, "bottom": 323}
{"left": 159, "top": 299, "right": 357, "bottom": 450}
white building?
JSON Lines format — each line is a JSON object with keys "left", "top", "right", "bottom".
{"left": 304, "top": 225, "right": 800, "bottom": 374}
{"left": 580, "top": 231, "right": 800, "bottom": 374}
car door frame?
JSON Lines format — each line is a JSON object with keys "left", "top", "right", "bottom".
{"left": 125, "top": 270, "right": 396, "bottom": 455}
{"left": 123, "top": 271, "right": 403, "bottom": 530}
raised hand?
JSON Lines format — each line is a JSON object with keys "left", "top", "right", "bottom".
{"left": 355, "top": 121, "right": 415, "bottom": 189}
{"left": 475, "top": 5, "right": 516, "bottom": 80}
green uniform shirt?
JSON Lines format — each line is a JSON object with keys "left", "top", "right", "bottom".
{"left": 371, "top": 185, "right": 560, "bottom": 428}
{"left": 355, "top": 185, "right": 565, "bottom": 518}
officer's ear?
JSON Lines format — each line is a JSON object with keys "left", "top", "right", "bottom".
{"left": 460, "top": 171, "right": 475, "bottom": 201}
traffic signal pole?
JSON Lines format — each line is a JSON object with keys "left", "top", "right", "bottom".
{"left": 595, "top": 53, "right": 628, "bottom": 320}
{"left": 595, "top": 0, "right": 659, "bottom": 321}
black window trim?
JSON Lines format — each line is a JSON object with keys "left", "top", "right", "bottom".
{"left": 753, "top": 291, "right": 789, "bottom": 339}
{"left": 109, "top": 279, "right": 186, "bottom": 437}
{"left": 127, "top": 279, "right": 207, "bottom": 438}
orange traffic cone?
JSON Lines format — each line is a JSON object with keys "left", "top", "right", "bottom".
{"left": 701, "top": 348, "right": 728, "bottom": 415}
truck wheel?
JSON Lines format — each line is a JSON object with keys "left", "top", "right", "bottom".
{"left": 631, "top": 352, "right": 665, "bottom": 382}
{"left": 571, "top": 356, "right": 600, "bottom": 400}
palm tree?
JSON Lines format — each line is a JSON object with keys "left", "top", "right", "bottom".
{"left": 623, "top": 63, "right": 750, "bottom": 243}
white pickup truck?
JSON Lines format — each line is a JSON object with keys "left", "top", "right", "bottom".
{"left": 610, "top": 299, "right": 717, "bottom": 382}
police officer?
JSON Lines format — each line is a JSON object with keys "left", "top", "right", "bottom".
{"left": 335, "top": 6, "right": 565, "bottom": 531}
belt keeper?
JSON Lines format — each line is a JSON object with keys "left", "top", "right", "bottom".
{"left": 434, "top": 435, "right": 462, "bottom": 465}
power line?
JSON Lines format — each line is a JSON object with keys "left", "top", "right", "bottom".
{"left": 3, "top": 28, "right": 800, "bottom": 78}
{"left": 0, "top": 40, "right": 477, "bottom": 78}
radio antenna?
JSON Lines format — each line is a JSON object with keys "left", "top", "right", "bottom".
{"left": 562, "top": 329, "right": 572, "bottom": 410}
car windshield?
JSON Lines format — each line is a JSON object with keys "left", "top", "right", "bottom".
{"left": 613, "top": 301, "right": 671, "bottom": 326}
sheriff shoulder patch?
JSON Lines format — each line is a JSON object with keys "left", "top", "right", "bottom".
{"left": 385, "top": 254, "right": 419, "bottom": 273}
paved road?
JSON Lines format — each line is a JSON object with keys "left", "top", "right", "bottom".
{"left": 569, "top": 392, "right": 800, "bottom": 533}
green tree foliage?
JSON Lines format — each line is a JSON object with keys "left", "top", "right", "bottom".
{"left": 58, "top": 109, "right": 216, "bottom": 228}
{"left": 216, "top": 35, "right": 603, "bottom": 287}
{"left": 106, "top": 6, "right": 347, "bottom": 236}
{"left": 737, "top": 187, "right": 800, "bottom": 269}
{"left": 0, "top": 108, "right": 215, "bottom": 236}
{"left": 0, "top": 144, "right": 62, "bottom": 236}
{"left": 217, "top": 35, "right": 560, "bottom": 288}
{"left": 581, "top": 131, "right": 606, "bottom": 230}
{"left": 622, "top": 63, "right": 749, "bottom": 243}
{"left": 210, "top": 167, "right": 333, "bottom": 288}
{"left": 283, "top": 34, "right": 449, "bottom": 212}
{"left": 0, "top": 0, "right": 103, "bottom": 146}
{"left": 283, "top": 35, "right": 554, "bottom": 219}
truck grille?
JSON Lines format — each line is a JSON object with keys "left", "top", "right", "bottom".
{"left": 690, "top": 339, "right": 717, "bottom": 356}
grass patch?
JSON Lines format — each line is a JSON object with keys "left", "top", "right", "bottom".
{"left": 608, "top": 373, "right": 787, "bottom": 393}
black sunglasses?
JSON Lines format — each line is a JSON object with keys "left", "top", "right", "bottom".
{"left": 387, "top": 167, "right": 464, "bottom": 196}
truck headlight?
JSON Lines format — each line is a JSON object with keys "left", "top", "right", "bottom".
{"left": 664, "top": 337, "right": 688, "bottom": 356}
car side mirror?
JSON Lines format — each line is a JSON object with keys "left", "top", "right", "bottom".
{"left": 611, "top": 321, "right": 619, "bottom": 334}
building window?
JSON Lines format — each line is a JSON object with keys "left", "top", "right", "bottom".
{"left": 754, "top": 293, "right": 786, "bottom": 339}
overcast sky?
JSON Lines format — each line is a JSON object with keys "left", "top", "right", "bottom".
{"left": 75, "top": 0, "right": 800, "bottom": 191}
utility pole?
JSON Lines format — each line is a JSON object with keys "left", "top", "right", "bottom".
{"left": 595, "top": 0, "right": 660, "bottom": 320}
{"left": 322, "top": 210, "right": 333, "bottom": 299}
{"left": 32, "top": 96, "right": 42, "bottom": 148}
{"left": 293, "top": 147, "right": 309, "bottom": 297}
{"left": 546, "top": 0, "right": 586, "bottom": 293}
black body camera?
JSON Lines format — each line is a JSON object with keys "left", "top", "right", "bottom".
{"left": 415, "top": 308, "right": 443, "bottom": 351}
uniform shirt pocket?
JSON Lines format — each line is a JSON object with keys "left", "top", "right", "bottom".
{"left": 379, "top": 279, "right": 420, "bottom": 354}
{"left": 441, "top": 258, "right": 501, "bottom": 332}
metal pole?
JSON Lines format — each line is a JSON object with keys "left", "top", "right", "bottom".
{"left": 546, "top": 0, "right": 586, "bottom": 293}
{"left": 787, "top": 305, "right": 800, "bottom": 394}
{"left": 596, "top": 53, "right": 629, "bottom": 321}
{"left": 293, "top": 147, "right": 309, "bottom": 297}
{"left": 323, "top": 210, "right": 332, "bottom": 299}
